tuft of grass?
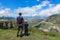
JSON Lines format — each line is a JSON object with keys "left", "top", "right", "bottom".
{"left": 0, "top": 27, "right": 60, "bottom": 40}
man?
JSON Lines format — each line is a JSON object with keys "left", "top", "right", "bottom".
{"left": 16, "top": 13, "right": 24, "bottom": 37}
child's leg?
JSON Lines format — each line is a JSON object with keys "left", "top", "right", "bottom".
{"left": 25, "top": 29, "right": 28, "bottom": 36}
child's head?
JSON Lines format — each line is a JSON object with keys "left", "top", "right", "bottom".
{"left": 24, "top": 20, "right": 28, "bottom": 23}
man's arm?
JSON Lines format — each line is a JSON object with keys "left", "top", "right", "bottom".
{"left": 16, "top": 18, "right": 18, "bottom": 26}
{"left": 16, "top": 20, "right": 18, "bottom": 24}
{"left": 22, "top": 17, "right": 24, "bottom": 24}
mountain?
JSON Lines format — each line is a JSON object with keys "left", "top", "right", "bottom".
{"left": 34, "top": 14, "right": 60, "bottom": 27}
{"left": 0, "top": 16, "right": 15, "bottom": 20}
{"left": 23, "top": 16, "right": 48, "bottom": 20}
{"left": 33, "top": 14, "right": 60, "bottom": 33}
{"left": 23, "top": 16, "right": 47, "bottom": 26}
{"left": 29, "top": 19, "right": 44, "bottom": 26}
{"left": 46, "top": 14, "right": 60, "bottom": 25}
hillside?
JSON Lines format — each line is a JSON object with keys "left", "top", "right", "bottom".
{"left": 0, "top": 16, "right": 15, "bottom": 20}
{"left": 34, "top": 14, "right": 60, "bottom": 33}
{"left": 28, "top": 19, "right": 43, "bottom": 26}
{"left": 0, "top": 27, "right": 60, "bottom": 40}
{"left": 0, "top": 14, "right": 60, "bottom": 40}
{"left": 46, "top": 14, "right": 60, "bottom": 25}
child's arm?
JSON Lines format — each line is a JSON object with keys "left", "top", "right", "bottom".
{"left": 27, "top": 24, "right": 29, "bottom": 26}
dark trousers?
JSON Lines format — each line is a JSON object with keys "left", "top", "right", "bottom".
{"left": 17, "top": 26, "right": 23, "bottom": 36}
{"left": 24, "top": 27, "right": 28, "bottom": 36}
{"left": 24, "top": 29, "right": 28, "bottom": 35}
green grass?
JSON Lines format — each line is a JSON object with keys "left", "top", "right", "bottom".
{"left": 0, "top": 27, "right": 60, "bottom": 40}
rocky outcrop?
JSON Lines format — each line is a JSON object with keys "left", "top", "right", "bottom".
{"left": 0, "top": 21, "right": 16, "bottom": 29}
{"left": 39, "top": 26, "right": 60, "bottom": 33}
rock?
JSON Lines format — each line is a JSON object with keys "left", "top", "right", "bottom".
{"left": 48, "top": 26, "right": 60, "bottom": 33}
{"left": 43, "top": 29, "right": 49, "bottom": 32}
{"left": 0, "top": 21, "right": 15, "bottom": 29}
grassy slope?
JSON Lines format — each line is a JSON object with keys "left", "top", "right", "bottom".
{"left": 46, "top": 14, "right": 60, "bottom": 25}
{"left": 34, "top": 14, "right": 60, "bottom": 29}
{"left": 0, "top": 27, "right": 60, "bottom": 40}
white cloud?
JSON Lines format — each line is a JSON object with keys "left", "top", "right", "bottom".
{"left": 41, "top": 0, "right": 50, "bottom": 6}
{"left": 0, "top": 0, "right": 60, "bottom": 18}
{"left": 15, "top": 0, "right": 60, "bottom": 17}
{"left": 15, "top": 7, "right": 37, "bottom": 17}
{"left": 49, "top": 4, "right": 54, "bottom": 7}
{"left": 0, "top": 0, "right": 52, "bottom": 17}
{"left": 37, "top": 0, "right": 40, "bottom": 2}
{"left": 0, "top": 3, "right": 13, "bottom": 17}
{"left": 0, "top": 8, "right": 14, "bottom": 17}
{"left": 39, "top": 4, "right": 60, "bottom": 16}
{"left": 15, "top": 0, "right": 52, "bottom": 17}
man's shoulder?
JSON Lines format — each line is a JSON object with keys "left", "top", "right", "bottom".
{"left": 17, "top": 16, "right": 23, "bottom": 19}
{"left": 17, "top": 16, "right": 23, "bottom": 18}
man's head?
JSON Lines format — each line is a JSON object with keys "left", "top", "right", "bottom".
{"left": 19, "top": 13, "right": 22, "bottom": 16}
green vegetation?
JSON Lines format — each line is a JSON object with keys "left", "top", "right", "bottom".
{"left": 0, "top": 14, "right": 60, "bottom": 40}
{"left": 46, "top": 14, "right": 60, "bottom": 25}
{"left": 34, "top": 14, "right": 60, "bottom": 30}
{"left": 0, "top": 27, "right": 60, "bottom": 40}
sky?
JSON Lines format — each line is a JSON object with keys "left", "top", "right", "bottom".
{"left": 0, "top": 0, "right": 60, "bottom": 17}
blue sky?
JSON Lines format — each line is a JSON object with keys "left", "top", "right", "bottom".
{"left": 0, "top": 0, "right": 44, "bottom": 9}
{"left": 0, "top": 0, "right": 60, "bottom": 8}
{"left": 0, "top": 0, "right": 60, "bottom": 17}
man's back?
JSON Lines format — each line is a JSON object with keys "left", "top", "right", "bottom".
{"left": 17, "top": 16, "right": 24, "bottom": 24}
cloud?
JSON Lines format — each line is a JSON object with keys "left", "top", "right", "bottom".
{"left": 37, "top": 0, "right": 40, "bottom": 2}
{"left": 14, "top": 7, "right": 37, "bottom": 17}
{"left": 0, "top": 8, "right": 14, "bottom": 17}
{"left": 39, "top": 4, "right": 60, "bottom": 16}
{"left": 15, "top": 0, "right": 52, "bottom": 17}
{"left": 41, "top": 0, "right": 50, "bottom": 6}
{"left": 0, "top": 0, "right": 60, "bottom": 18}
{"left": 0, "top": 3, "right": 14, "bottom": 17}
{"left": 15, "top": 0, "right": 60, "bottom": 17}
{"left": 0, "top": 0, "right": 52, "bottom": 17}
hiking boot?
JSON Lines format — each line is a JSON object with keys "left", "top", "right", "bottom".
{"left": 17, "top": 35, "right": 19, "bottom": 37}
{"left": 20, "top": 35, "right": 23, "bottom": 37}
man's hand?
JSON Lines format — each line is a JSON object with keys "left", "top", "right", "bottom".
{"left": 16, "top": 20, "right": 18, "bottom": 26}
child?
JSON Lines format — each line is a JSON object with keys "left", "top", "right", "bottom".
{"left": 24, "top": 20, "right": 29, "bottom": 36}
